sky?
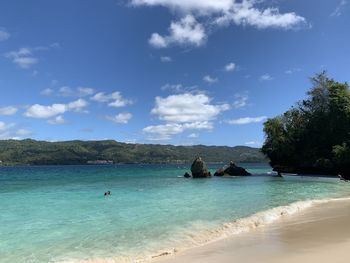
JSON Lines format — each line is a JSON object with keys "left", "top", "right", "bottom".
{"left": 0, "top": 0, "right": 349, "bottom": 147}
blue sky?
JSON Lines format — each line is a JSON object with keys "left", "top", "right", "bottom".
{"left": 0, "top": 0, "right": 349, "bottom": 147}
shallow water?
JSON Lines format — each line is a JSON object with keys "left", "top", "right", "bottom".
{"left": 0, "top": 164, "right": 349, "bottom": 263}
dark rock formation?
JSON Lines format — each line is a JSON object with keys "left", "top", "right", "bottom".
{"left": 183, "top": 172, "right": 191, "bottom": 178}
{"left": 191, "top": 157, "right": 211, "bottom": 178}
{"left": 214, "top": 161, "right": 251, "bottom": 176}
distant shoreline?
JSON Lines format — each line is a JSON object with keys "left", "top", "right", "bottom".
{"left": 0, "top": 139, "right": 267, "bottom": 166}
{"left": 0, "top": 161, "right": 268, "bottom": 166}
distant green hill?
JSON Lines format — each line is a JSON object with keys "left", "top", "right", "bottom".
{"left": 0, "top": 139, "right": 266, "bottom": 165}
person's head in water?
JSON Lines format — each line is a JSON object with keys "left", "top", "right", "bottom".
{"left": 107, "top": 191, "right": 111, "bottom": 195}
{"left": 104, "top": 192, "right": 107, "bottom": 196}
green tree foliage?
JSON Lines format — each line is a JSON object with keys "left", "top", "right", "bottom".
{"left": 0, "top": 139, "right": 266, "bottom": 165}
{"left": 262, "top": 72, "right": 350, "bottom": 177}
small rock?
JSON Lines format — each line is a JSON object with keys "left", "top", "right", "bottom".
{"left": 214, "top": 161, "right": 251, "bottom": 176}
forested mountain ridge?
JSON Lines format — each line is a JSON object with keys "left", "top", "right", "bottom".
{"left": 0, "top": 139, "right": 266, "bottom": 165}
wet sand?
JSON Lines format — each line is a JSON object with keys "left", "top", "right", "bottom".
{"left": 155, "top": 199, "right": 350, "bottom": 263}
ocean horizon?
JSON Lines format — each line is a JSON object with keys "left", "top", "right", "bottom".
{"left": 1, "top": 164, "right": 349, "bottom": 263}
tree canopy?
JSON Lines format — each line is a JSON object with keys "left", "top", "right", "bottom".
{"left": 0, "top": 139, "right": 266, "bottom": 165}
{"left": 262, "top": 72, "right": 350, "bottom": 177}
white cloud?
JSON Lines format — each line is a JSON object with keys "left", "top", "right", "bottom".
{"left": 4, "top": 44, "right": 59, "bottom": 69}
{"left": 233, "top": 94, "right": 248, "bottom": 109}
{"left": 131, "top": 0, "right": 233, "bottom": 13}
{"left": 149, "top": 15, "right": 206, "bottom": 48}
{"left": 25, "top": 103, "right": 66, "bottom": 118}
{"left": 59, "top": 86, "right": 95, "bottom": 97}
{"left": 48, "top": 115, "right": 66, "bottom": 125}
{"left": 215, "top": 1, "right": 307, "bottom": 30}
{"left": 107, "top": 113, "right": 133, "bottom": 124}
{"left": 40, "top": 88, "right": 54, "bottom": 96}
{"left": 67, "top": 99, "right": 88, "bottom": 112}
{"left": 226, "top": 116, "right": 267, "bottom": 125}
{"left": 25, "top": 99, "right": 88, "bottom": 119}
{"left": 0, "top": 28, "right": 10, "bottom": 41}
{"left": 144, "top": 93, "right": 229, "bottom": 140}
{"left": 133, "top": 0, "right": 307, "bottom": 48}
{"left": 203, "top": 75, "right": 218, "bottom": 84}
{"left": 0, "top": 106, "right": 18, "bottom": 116}
{"left": 143, "top": 121, "right": 213, "bottom": 140}
{"left": 0, "top": 122, "right": 31, "bottom": 139}
{"left": 5, "top": 48, "right": 38, "bottom": 69}
{"left": 91, "top": 91, "right": 132, "bottom": 107}
{"left": 188, "top": 133, "right": 198, "bottom": 138}
{"left": 143, "top": 123, "right": 184, "bottom": 140}
{"left": 0, "top": 121, "right": 15, "bottom": 132}
{"left": 260, "top": 74, "right": 273, "bottom": 81}
{"left": 331, "top": 0, "right": 348, "bottom": 17}
{"left": 151, "top": 93, "right": 229, "bottom": 123}
{"left": 225, "top": 62, "right": 236, "bottom": 72}
{"left": 160, "top": 56, "right": 172, "bottom": 62}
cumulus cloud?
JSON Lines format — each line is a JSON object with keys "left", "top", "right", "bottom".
{"left": 149, "top": 15, "right": 206, "bottom": 48}
{"left": 0, "top": 106, "right": 18, "bottom": 116}
{"left": 91, "top": 91, "right": 132, "bottom": 107}
{"left": 225, "top": 62, "right": 236, "bottom": 72}
{"left": 226, "top": 116, "right": 267, "bottom": 125}
{"left": 144, "top": 93, "right": 229, "bottom": 140}
{"left": 160, "top": 56, "right": 172, "bottom": 62}
{"left": 25, "top": 99, "right": 88, "bottom": 119}
{"left": 151, "top": 93, "right": 229, "bottom": 123}
{"left": 47, "top": 115, "right": 66, "bottom": 125}
{"left": 132, "top": 0, "right": 307, "bottom": 48}
{"left": 260, "top": 74, "right": 273, "bottom": 81}
{"left": 203, "top": 75, "right": 218, "bottom": 84}
{"left": 215, "top": 1, "right": 307, "bottom": 29}
{"left": 0, "top": 28, "right": 10, "bottom": 41}
{"left": 107, "top": 113, "right": 133, "bottom": 124}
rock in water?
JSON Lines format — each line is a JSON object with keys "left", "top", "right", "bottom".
{"left": 183, "top": 172, "right": 191, "bottom": 178}
{"left": 191, "top": 157, "right": 211, "bottom": 178}
{"left": 214, "top": 161, "right": 251, "bottom": 176}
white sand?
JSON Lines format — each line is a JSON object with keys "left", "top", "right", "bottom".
{"left": 154, "top": 199, "right": 350, "bottom": 263}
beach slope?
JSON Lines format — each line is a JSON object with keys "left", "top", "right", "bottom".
{"left": 155, "top": 199, "right": 350, "bottom": 263}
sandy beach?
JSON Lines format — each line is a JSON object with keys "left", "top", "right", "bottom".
{"left": 154, "top": 198, "right": 350, "bottom": 263}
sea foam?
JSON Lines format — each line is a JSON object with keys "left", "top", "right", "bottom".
{"left": 59, "top": 196, "right": 350, "bottom": 263}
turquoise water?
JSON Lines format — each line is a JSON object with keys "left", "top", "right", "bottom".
{"left": 1, "top": 164, "right": 349, "bottom": 263}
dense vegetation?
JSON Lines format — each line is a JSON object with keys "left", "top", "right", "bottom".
{"left": 0, "top": 139, "right": 266, "bottom": 165}
{"left": 262, "top": 72, "right": 350, "bottom": 177}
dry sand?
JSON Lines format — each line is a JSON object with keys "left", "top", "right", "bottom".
{"left": 154, "top": 199, "right": 350, "bottom": 263}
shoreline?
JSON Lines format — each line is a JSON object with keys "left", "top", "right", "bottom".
{"left": 152, "top": 197, "right": 350, "bottom": 263}
{"left": 60, "top": 196, "right": 350, "bottom": 263}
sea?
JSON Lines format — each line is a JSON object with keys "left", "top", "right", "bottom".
{"left": 1, "top": 163, "right": 350, "bottom": 263}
